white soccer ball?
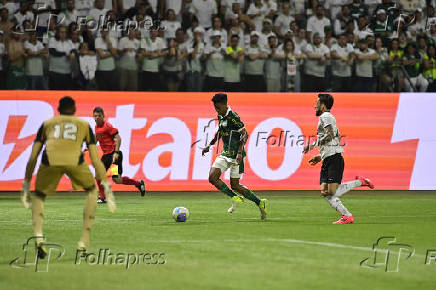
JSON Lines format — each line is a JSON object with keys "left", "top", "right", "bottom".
{"left": 172, "top": 206, "right": 189, "bottom": 222}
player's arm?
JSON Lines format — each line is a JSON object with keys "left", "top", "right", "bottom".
{"left": 22, "top": 124, "right": 46, "bottom": 209}
{"left": 309, "top": 155, "right": 322, "bottom": 165}
{"left": 201, "top": 130, "right": 220, "bottom": 156}
{"left": 112, "top": 133, "right": 121, "bottom": 163}
{"left": 236, "top": 128, "right": 248, "bottom": 164}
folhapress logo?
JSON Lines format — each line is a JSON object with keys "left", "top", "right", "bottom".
{"left": 360, "top": 236, "right": 414, "bottom": 272}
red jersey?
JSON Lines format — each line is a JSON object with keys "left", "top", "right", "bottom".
{"left": 95, "top": 121, "right": 118, "bottom": 154}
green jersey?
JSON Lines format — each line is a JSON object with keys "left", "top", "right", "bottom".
{"left": 218, "top": 107, "right": 246, "bottom": 159}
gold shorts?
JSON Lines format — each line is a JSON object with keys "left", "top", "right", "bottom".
{"left": 35, "top": 163, "right": 95, "bottom": 195}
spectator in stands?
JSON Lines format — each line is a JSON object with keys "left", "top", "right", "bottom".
{"left": 330, "top": 33, "right": 354, "bottom": 92}
{"left": 307, "top": 6, "right": 331, "bottom": 41}
{"left": 24, "top": 31, "right": 47, "bottom": 90}
{"left": 247, "top": 0, "right": 268, "bottom": 32}
{"left": 78, "top": 41, "right": 97, "bottom": 89}
{"left": 203, "top": 31, "right": 225, "bottom": 91}
{"left": 89, "top": 0, "right": 109, "bottom": 25}
{"left": 33, "top": 0, "right": 56, "bottom": 37}
{"left": 0, "top": 8, "right": 13, "bottom": 41}
{"left": 417, "top": 35, "right": 427, "bottom": 58}
{"left": 243, "top": 31, "right": 267, "bottom": 92}
{"left": 0, "top": 0, "right": 19, "bottom": 19}
{"left": 227, "top": 15, "right": 246, "bottom": 49}
{"left": 160, "top": 0, "right": 184, "bottom": 18}
{"left": 265, "top": 35, "right": 283, "bottom": 92}
{"left": 349, "top": 0, "right": 368, "bottom": 20}
{"left": 303, "top": 32, "right": 330, "bottom": 92}
{"left": 120, "top": 0, "right": 137, "bottom": 15}
{"left": 386, "top": 38, "right": 405, "bottom": 91}
{"left": 372, "top": 9, "right": 393, "bottom": 45}
{"left": 408, "top": 8, "right": 426, "bottom": 41}
{"left": 325, "top": 0, "right": 349, "bottom": 20}
{"left": 75, "top": 0, "right": 93, "bottom": 18}
{"left": 292, "top": 28, "right": 307, "bottom": 56}
{"left": 424, "top": 44, "right": 436, "bottom": 91}
{"left": 162, "top": 37, "right": 186, "bottom": 91}
{"left": 185, "top": 26, "right": 205, "bottom": 92}
{"left": 6, "top": 26, "right": 27, "bottom": 89}
{"left": 0, "top": 30, "right": 4, "bottom": 89}
{"left": 189, "top": 0, "right": 217, "bottom": 30}
{"left": 274, "top": 2, "right": 294, "bottom": 41}
{"left": 259, "top": 18, "right": 275, "bottom": 49}
{"left": 118, "top": 25, "right": 140, "bottom": 91}
{"left": 354, "top": 38, "right": 379, "bottom": 91}
{"left": 161, "top": 9, "right": 181, "bottom": 40}
{"left": 402, "top": 42, "right": 428, "bottom": 92}
{"left": 282, "top": 39, "right": 298, "bottom": 92}
{"left": 95, "top": 26, "right": 118, "bottom": 91}
{"left": 263, "top": 0, "right": 277, "bottom": 20}
{"left": 373, "top": 36, "right": 390, "bottom": 91}
{"left": 223, "top": 33, "right": 243, "bottom": 91}
{"left": 14, "top": 1, "right": 34, "bottom": 28}
{"left": 58, "top": 0, "right": 80, "bottom": 27}
{"left": 140, "top": 25, "right": 165, "bottom": 91}
{"left": 205, "top": 15, "right": 227, "bottom": 46}
{"left": 334, "top": 5, "right": 353, "bottom": 36}
{"left": 324, "top": 25, "right": 337, "bottom": 48}
{"left": 356, "top": 14, "right": 373, "bottom": 40}
{"left": 48, "top": 25, "right": 75, "bottom": 90}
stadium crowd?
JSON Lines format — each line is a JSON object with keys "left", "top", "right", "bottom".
{"left": 1, "top": 0, "right": 436, "bottom": 92}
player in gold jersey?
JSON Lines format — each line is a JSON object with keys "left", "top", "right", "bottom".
{"left": 21, "top": 96, "right": 116, "bottom": 258}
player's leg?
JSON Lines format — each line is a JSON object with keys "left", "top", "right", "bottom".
{"left": 209, "top": 156, "right": 238, "bottom": 198}
{"left": 320, "top": 155, "right": 353, "bottom": 224}
{"left": 33, "top": 165, "right": 63, "bottom": 258}
{"left": 66, "top": 163, "right": 109, "bottom": 251}
{"left": 230, "top": 177, "right": 267, "bottom": 219}
{"left": 96, "top": 153, "right": 113, "bottom": 202}
{"left": 111, "top": 152, "right": 146, "bottom": 196}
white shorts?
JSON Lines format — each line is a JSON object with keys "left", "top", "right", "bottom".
{"left": 212, "top": 155, "right": 242, "bottom": 179}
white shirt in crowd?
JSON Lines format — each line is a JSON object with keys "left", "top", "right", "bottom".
{"left": 75, "top": 0, "right": 93, "bottom": 17}
{"left": 330, "top": 42, "right": 354, "bottom": 77}
{"left": 205, "top": 28, "right": 227, "bottom": 46}
{"left": 354, "top": 47, "right": 376, "bottom": 77}
{"left": 166, "top": 0, "right": 183, "bottom": 14}
{"left": 0, "top": 42, "right": 5, "bottom": 71}
{"left": 161, "top": 20, "right": 181, "bottom": 39}
{"left": 57, "top": 9, "right": 80, "bottom": 27}
{"left": 190, "top": 0, "right": 218, "bottom": 29}
{"left": 89, "top": 7, "right": 109, "bottom": 23}
{"left": 33, "top": 0, "right": 56, "bottom": 28}
{"left": 306, "top": 15, "right": 331, "bottom": 39}
{"left": 274, "top": 12, "right": 295, "bottom": 36}
{"left": 221, "top": 0, "right": 245, "bottom": 10}
{"left": 80, "top": 54, "right": 98, "bottom": 79}
{"left": 246, "top": 3, "right": 269, "bottom": 32}
{"left": 14, "top": 10, "right": 34, "bottom": 27}
{"left": 121, "top": 0, "right": 136, "bottom": 10}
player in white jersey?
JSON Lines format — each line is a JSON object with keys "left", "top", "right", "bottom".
{"left": 303, "top": 94, "right": 374, "bottom": 224}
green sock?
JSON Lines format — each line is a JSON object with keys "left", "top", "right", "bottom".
{"left": 217, "top": 183, "right": 237, "bottom": 198}
{"left": 243, "top": 188, "right": 261, "bottom": 205}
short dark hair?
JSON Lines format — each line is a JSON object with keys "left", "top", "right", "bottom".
{"left": 93, "top": 106, "right": 104, "bottom": 115}
{"left": 212, "top": 93, "right": 227, "bottom": 104}
{"left": 318, "top": 94, "right": 334, "bottom": 110}
{"left": 58, "top": 96, "right": 76, "bottom": 115}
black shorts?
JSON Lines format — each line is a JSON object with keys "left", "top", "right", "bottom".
{"left": 101, "top": 151, "right": 123, "bottom": 176}
{"left": 320, "top": 153, "right": 344, "bottom": 184}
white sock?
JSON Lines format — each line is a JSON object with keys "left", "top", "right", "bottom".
{"left": 324, "top": 196, "right": 352, "bottom": 216}
{"left": 333, "top": 180, "right": 362, "bottom": 198}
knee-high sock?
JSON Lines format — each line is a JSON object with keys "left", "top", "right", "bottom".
{"left": 324, "top": 196, "right": 352, "bottom": 216}
{"left": 80, "top": 188, "right": 98, "bottom": 248}
{"left": 96, "top": 180, "right": 105, "bottom": 200}
{"left": 239, "top": 185, "right": 261, "bottom": 205}
{"left": 217, "top": 182, "right": 237, "bottom": 198}
{"left": 333, "top": 180, "right": 362, "bottom": 198}
{"left": 32, "top": 192, "right": 45, "bottom": 243}
{"left": 122, "top": 176, "right": 140, "bottom": 187}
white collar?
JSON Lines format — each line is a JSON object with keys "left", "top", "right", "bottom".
{"left": 220, "top": 106, "right": 232, "bottom": 119}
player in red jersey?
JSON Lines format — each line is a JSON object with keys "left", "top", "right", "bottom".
{"left": 93, "top": 107, "right": 146, "bottom": 203}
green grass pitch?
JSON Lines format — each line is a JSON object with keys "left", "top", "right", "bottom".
{"left": 1, "top": 191, "right": 435, "bottom": 290}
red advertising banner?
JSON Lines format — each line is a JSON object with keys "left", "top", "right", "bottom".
{"left": 0, "top": 91, "right": 425, "bottom": 191}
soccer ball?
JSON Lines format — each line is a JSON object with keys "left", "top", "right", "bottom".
{"left": 172, "top": 206, "right": 189, "bottom": 222}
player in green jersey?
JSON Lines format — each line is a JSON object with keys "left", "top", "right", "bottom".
{"left": 202, "top": 93, "right": 268, "bottom": 220}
